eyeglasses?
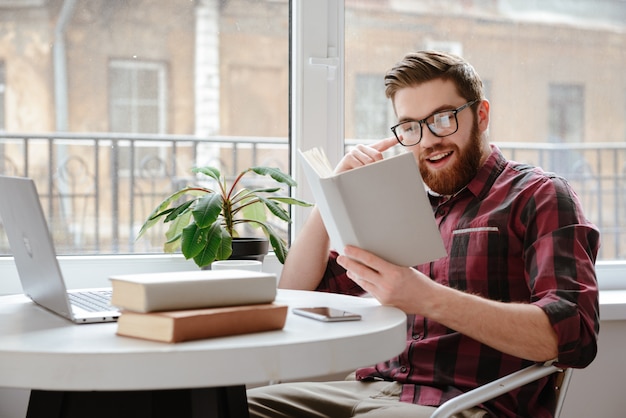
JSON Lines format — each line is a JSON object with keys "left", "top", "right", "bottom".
{"left": 390, "top": 100, "right": 479, "bottom": 147}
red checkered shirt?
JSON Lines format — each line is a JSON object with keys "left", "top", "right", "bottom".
{"left": 315, "top": 145, "right": 600, "bottom": 418}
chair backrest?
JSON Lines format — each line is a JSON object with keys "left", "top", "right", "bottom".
{"left": 430, "top": 364, "right": 572, "bottom": 418}
{"left": 553, "top": 368, "right": 573, "bottom": 418}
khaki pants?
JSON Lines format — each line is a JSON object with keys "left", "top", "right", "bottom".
{"left": 247, "top": 379, "right": 489, "bottom": 418}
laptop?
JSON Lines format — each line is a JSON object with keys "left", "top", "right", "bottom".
{"left": 0, "top": 175, "right": 119, "bottom": 323}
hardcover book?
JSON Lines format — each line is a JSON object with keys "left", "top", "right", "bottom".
{"left": 110, "top": 269, "right": 277, "bottom": 313}
{"left": 116, "top": 303, "right": 288, "bottom": 343}
{"left": 299, "top": 147, "right": 446, "bottom": 267}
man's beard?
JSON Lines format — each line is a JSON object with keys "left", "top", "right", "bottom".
{"left": 419, "top": 120, "right": 483, "bottom": 196}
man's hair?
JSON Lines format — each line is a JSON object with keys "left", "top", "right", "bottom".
{"left": 384, "top": 50, "right": 484, "bottom": 103}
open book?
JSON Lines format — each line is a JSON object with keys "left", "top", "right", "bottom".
{"left": 299, "top": 147, "right": 446, "bottom": 267}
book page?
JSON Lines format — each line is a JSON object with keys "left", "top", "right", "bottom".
{"left": 299, "top": 147, "right": 334, "bottom": 178}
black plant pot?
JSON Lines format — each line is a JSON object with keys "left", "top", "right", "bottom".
{"left": 202, "top": 237, "right": 270, "bottom": 270}
{"left": 229, "top": 237, "right": 269, "bottom": 262}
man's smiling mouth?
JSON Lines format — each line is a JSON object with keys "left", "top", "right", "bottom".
{"left": 428, "top": 151, "right": 452, "bottom": 162}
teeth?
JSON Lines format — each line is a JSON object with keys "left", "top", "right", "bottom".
{"left": 429, "top": 151, "right": 451, "bottom": 161}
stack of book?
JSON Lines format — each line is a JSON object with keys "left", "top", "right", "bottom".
{"left": 109, "top": 269, "right": 287, "bottom": 343}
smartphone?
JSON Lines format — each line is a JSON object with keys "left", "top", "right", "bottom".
{"left": 292, "top": 307, "right": 362, "bottom": 322}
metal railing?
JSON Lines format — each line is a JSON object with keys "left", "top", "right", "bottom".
{"left": 0, "top": 133, "right": 290, "bottom": 255}
{"left": 0, "top": 133, "right": 623, "bottom": 260}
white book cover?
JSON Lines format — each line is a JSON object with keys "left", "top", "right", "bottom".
{"left": 110, "top": 270, "right": 277, "bottom": 312}
{"left": 299, "top": 148, "right": 446, "bottom": 267}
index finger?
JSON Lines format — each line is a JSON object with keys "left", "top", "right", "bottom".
{"left": 370, "top": 136, "right": 398, "bottom": 152}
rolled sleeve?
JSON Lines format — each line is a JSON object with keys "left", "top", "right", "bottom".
{"left": 530, "top": 223, "right": 600, "bottom": 368}
{"left": 315, "top": 250, "right": 367, "bottom": 296}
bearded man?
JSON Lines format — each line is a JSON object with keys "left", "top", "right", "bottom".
{"left": 247, "top": 50, "right": 600, "bottom": 418}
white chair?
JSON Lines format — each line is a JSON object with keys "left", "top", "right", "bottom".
{"left": 430, "top": 361, "right": 572, "bottom": 418}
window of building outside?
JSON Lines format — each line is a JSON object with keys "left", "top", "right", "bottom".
{"left": 354, "top": 74, "right": 389, "bottom": 140}
{"left": 109, "top": 60, "right": 167, "bottom": 176}
{"left": 0, "top": 62, "right": 5, "bottom": 131}
{"left": 549, "top": 83, "right": 584, "bottom": 143}
{"left": 0, "top": 0, "right": 625, "bottom": 288}
{"left": 109, "top": 60, "right": 167, "bottom": 134}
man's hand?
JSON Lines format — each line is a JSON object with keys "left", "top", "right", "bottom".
{"left": 336, "top": 245, "right": 436, "bottom": 314}
{"left": 336, "top": 245, "right": 559, "bottom": 362}
{"left": 334, "top": 137, "right": 398, "bottom": 174}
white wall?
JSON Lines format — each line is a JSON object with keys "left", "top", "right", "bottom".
{"left": 561, "top": 319, "right": 626, "bottom": 417}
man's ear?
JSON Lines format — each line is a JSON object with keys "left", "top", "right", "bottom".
{"left": 477, "top": 99, "right": 490, "bottom": 132}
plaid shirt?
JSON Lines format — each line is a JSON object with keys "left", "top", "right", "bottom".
{"left": 316, "top": 146, "right": 600, "bottom": 418}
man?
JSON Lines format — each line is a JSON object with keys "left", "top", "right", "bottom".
{"left": 248, "top": 51, "right": 600, "bottom": 417}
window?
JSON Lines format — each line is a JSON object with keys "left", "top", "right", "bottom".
{"left": 0, "top": 61, "right": 4, "bottom": 131}
{"left": 549, "top": 84, "right": 584, "bottom": 143}
{"left": 0, "top": 0, "right": 625, "bottom": 289}
{"left": 353, "top": 74, "right": 389, "bottom": 139}
{"left": 109, "top": 60, "right": 167, "bottom": 134}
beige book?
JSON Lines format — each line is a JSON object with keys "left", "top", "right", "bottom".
{"left": 110, "top": 269, "right": 277, "bottom": 313}
{"left": 116, "top": 303, "right": 288, "bottom": 343}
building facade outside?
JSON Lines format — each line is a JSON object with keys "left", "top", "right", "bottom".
{"left": 0, "top": 0, "right": 625, "bottom": 258}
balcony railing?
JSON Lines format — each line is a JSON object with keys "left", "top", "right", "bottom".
{"left": 0, "top": 133, "right": 623, "bottom": 261}
{"left": 0, "top": 133, "right": 290, "bottom": 255}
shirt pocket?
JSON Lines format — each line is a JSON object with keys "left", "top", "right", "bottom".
{"left": 448, "top": 226, "right": 509, "bottom": 299}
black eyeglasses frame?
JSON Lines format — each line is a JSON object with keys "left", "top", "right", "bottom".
{"left": 390, "top": 99, "right": 479, "bottom": 147}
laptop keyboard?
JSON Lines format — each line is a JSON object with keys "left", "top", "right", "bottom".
{"left": 68, "top": 290, "right": 113, "bottom": 312}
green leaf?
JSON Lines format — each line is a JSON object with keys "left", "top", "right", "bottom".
{"left": 245, "top": 187, "right": 282, "bottom": 194}
{"left": 240, "top": 199, "right": 267, "bottom": 224}
{"left": 136, "top": 187, "right": 206, "bottom": 239}
{"left": 250, "top": 166, "right": 297, "bottom": 187}
{"left": 258, "top": 196, "right": 290, "bottom": 222}
{"left": 192, "top": 193, "right": 223, "bottom": 228}
{"left": 214, "top": 228, "right": 233, "bottom": 260}
{"left": 192, "top": 166, "right": 221, "bottom": 182}
{"left": 180, "top": 223, "right": 207, "bottom": 259}
{"left": 270, "top": 233, "right": 288, "bottom": 264}
{"left": 163, "top": 200, "right": 195, "bottom": 223}
{"left": 165, "top": 210, "right": 192, "bottom": 242}
{"left": 268, "top": 196, "right": 313, "bottom": 207}
{"left": 255, "top": 221, "right": 288, "bottom": 264}
{"left": 163, "top": 235, "right": 181, "bottom": 253}
{"left": 192, "top": 223, "right": 231, "bottom": 267}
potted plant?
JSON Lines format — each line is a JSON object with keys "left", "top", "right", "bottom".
{"left": 137, "top": 165, "right": 312, "bottom": 268}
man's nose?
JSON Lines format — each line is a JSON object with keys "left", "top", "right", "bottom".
{"left": 418, "top": 126, "right": 443, "bottom": 149}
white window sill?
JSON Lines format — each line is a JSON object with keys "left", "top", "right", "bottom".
{"left": 0, "top": 256, "right": 624, "bottom": 320}
{"left": 0, "top": 253, "right": 284, "bottom": 295}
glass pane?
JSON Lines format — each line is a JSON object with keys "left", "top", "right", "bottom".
{"left": 354, "top": 74, "right": 389, "bottom": 139}
{"left": 0, "top": 0, "right": 290, "bottom": 256}
{"left": 549, "top": 84, "right": 584, "bottom": 143}
{"left": 136, "top": 69, "right": 159, "bottom": 101}
{"left": 0, "top": 61, "right": 5, "bottom": 131}
{"left": 345, "top": 0, "right": 626, "bottom": 261}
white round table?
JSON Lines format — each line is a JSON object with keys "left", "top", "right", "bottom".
{"left": 0, "top": 289, "right": 406, "bottom": 417}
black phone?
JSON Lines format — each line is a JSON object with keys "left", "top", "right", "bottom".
{"left": 292, "top": 307, "right": 362, "bottom": 322}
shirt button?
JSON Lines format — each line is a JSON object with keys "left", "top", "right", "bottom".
{"left": 437, "top": 208, "right": 447, "bottom": 216}
{"left": 400, "top": 366, "right": 407, "bottom": 373}
{"left": 412, "top": 334, "right": 421, "bottom": 340}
